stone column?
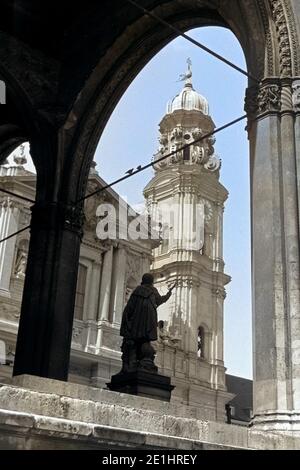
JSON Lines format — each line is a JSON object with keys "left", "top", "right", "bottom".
{"left": 98, "top": 245, "right": 113, "bottom": 321}
{"left": 212, "top": 288, "right": 226, "bottom": 388}
{"left": 294, "top": 80, "right": 300, "bottom": 410}
{"left": 85, "top": 258, "right": 102, "bottom": 353}
{"left": 294, "top": 79, "right": 300, "bottom": 231}
{"left": 216, "top": 204, "right": 224, "bottom": 265}
{"left": 0, "top": 198, "right": 20, "bottom": 293}
{"left": 294, "top": 78, "right": 300, "bottom": 408}
{"left": 13, "top": 200, "right": 84, "bottom": 380}
{"left": 248, "top": 79, "right": 300, "bottom": 431}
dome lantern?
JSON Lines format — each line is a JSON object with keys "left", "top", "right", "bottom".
{"left": 166, "top": 59, "right": 209, "bottom": 115}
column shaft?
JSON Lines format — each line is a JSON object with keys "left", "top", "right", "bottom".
{"left": 98, "top": 245, "right": 113, "bottom": 321}
{"left": 13, "top": 202, "right": 83, "bottom": 380}
{"left": 110, "top": 247, "right": 126, "bottom": 324}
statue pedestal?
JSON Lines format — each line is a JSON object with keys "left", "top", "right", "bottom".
{"left": 107, "top": 370, "right": 174, "bottom": 402}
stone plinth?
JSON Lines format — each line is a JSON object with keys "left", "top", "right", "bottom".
{"left": 107, "top": 370, "right": 174, "bottom": 402}
{"left": 0, "top": 375, "right": 299, "bottom": 450}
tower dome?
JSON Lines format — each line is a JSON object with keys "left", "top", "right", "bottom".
{"left": 166, "top": 59, "right": 209, "bottom": 115}
{"left": 153, "top": 59, "right": 220, "bottom": 173}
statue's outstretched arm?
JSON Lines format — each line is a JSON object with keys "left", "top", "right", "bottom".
{"left": 154, "top": 287, "right": 172, "bottom": 306}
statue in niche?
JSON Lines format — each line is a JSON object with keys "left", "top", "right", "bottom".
{"left": 157, "top": 320, "right": 181, "bottom": 347}
{"left": 14, "top": 241, "right": 28, "bottom": 278}
{"left": 157, "top": 320, "right": 170, "bottom": 344}
{"left": 119, "top": 273, "right": 175, "bottom": 373}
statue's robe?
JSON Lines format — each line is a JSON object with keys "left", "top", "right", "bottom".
{"left": 120, "top": 285, "right": 170, "bottom": 342}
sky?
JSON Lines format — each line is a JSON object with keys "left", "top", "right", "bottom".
{"left": 95, "top": 26, "right": 252, "bottom": 379}
{"left": 15, "top": 26, "right": 252, "bottom": 379}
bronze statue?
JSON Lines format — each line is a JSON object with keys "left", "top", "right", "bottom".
{"left": 119, "top": 273, "right": 175, "bottom": 374}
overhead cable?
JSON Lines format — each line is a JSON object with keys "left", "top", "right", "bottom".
{"left": 77, "top": 113, "right": 247, "bottom": 203}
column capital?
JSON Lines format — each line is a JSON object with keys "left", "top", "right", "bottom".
{"left": 257, "top": 79, "right": 281, "bottom": 115}
{"left": 244, "top": 85, "right": 260, "bottom": 122}
{"left": 0, "top": 196, "right": 24, "bottom": 212}
{"left": 245, "top": 78, "right": 300, "bottom": 123}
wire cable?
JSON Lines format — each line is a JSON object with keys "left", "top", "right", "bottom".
{"left": 0, "top": 187, "right": 35, "bottom": 204}
{"left": 0, "top": 3, "right": 255, "bottom": 243}
{"left": 126, "top": 0, "right": 259, "bottom": 84}
{"left": 77, "top": 113, "right": 247, "bottom": 203}
{"left": 0, "top": 225, "right": 31, "bottom": 244}
{"left": 0, "top": 113, "right": 247, "bottom": 243}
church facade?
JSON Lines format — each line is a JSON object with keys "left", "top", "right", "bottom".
{"left": 0, "top": 150, "right": 156, "bottom": 389}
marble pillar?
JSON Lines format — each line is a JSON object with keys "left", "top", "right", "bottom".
{"left": 13, "top": 201, "right": 83, "bottom": 380}
{"left": 250, "top": 79, "right": 300, "bottom": 431}
{"left": 98, "top": 245, "right": 113, "bottom": 322}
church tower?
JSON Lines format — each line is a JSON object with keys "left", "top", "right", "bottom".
{"left": 144, "top": 61, "right": 232, "bottom": 419}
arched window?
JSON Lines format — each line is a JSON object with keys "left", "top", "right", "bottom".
{"left": 74, "top": 264, "right": 87, "bottom": 320}
{"left": 197, "top": 326, "right": 205, "bottom": 359}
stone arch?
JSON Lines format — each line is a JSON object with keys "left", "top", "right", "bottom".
{"left": 9, "top": 1, "right": 300, "bottom": 433}
{"left": 254, "top": 0, "right": 299, "bottom": 77}
{"left": 59, "top": 0, "right": 299, "bottom": 219}
{"left": 267, "top": 0, "right": 300, "bottom": 76}
{"left": 64, "top": 0, "right": 271, "bottom": 202}
{"left": 64, "top": 1, "right": 298, "bottom": 177}
{"left": 0, "top": 64, "right": 32, "bottom": 164}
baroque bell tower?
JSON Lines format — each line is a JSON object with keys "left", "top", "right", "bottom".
{"left": 144, "top": 60, "right": 232, "bottom": 419}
